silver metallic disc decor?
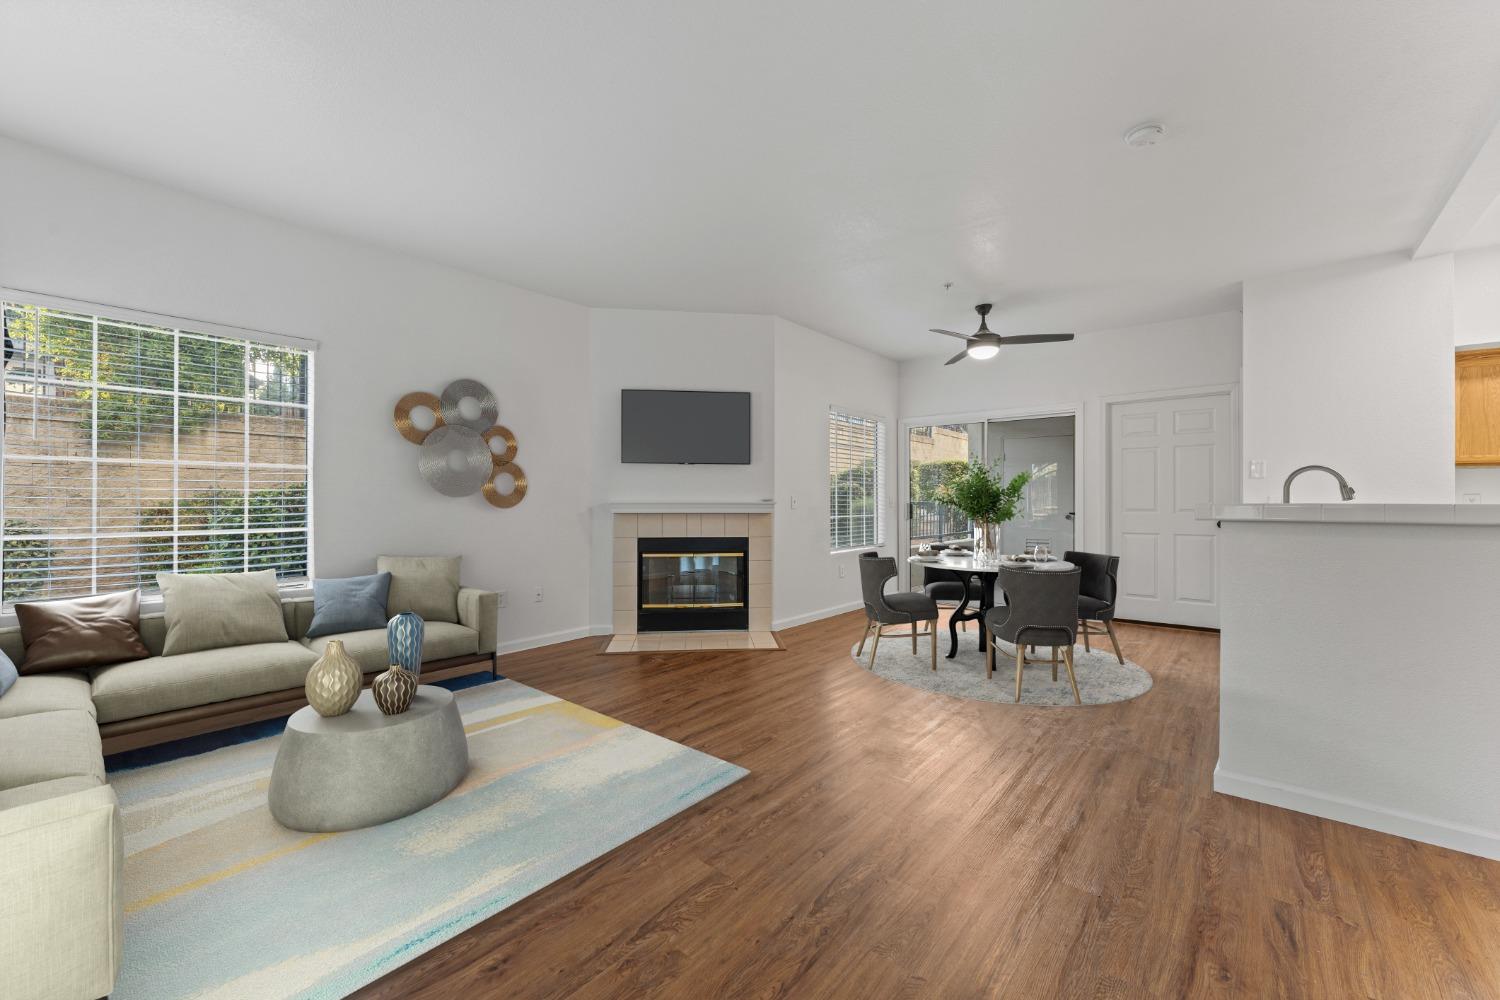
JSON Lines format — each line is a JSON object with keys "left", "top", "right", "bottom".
{"left": 418, "top": 425, "right": 493, "bottom": 496}
{"left": 439, "top": 378, "right": 499, "bottom": 432}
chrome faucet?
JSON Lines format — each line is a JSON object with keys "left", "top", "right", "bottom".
{"left": 1282, "top": 465, "right": 1356, "bottom": 503}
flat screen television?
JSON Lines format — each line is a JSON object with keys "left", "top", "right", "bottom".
{"left": 621, "top": 389, "right": 751, "bottom": 465}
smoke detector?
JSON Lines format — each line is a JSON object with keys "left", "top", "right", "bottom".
{"left": 1123, "top": 122, "right": 1168, "bottom": 148}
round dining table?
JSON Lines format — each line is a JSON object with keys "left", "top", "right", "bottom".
{"left": 908, "top": 554, "right": 1076, "bottom": 659}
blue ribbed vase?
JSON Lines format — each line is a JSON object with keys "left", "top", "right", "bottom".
{"left": 387, "top": 612, "right": 425, "bottom": 678}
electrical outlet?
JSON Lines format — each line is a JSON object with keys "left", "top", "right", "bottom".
{"left": 1463, "top": 492, "right": 1482, "bottom": 504}
{"left": 533, "top": 586, "right": 544, "bottom": 603}
{"left": 837, "top": 564, "right": 847, "bottom": 578}
{"left": 497, "top": 590, "right": 508, "bottom": 608}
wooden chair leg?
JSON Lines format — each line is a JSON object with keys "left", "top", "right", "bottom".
{"left": 1104, "top": 620, "right": 1125, "bottom": 665}
{"left": 856, "top": 620, "right": 873, "bottom": 657}
{"left": 869, "top": 625, "right": 882, "bottom": 667}
{"left": 1014, "top": 645, "right": 1025, "bottom": 703}
{"left": 985, "top": 634, "right": 994, "bottom": 679}
{"left": 1082, "top": 621, "right": 1091, "bottom": 653}
{"left": 1051, "top": 646, "right": 1058, "bottom": 682}
{"left": 911, "top": 624, "right": 918, "bottom": 654}
{"left": 930, "top": 622, "right": 938, "bottom": 671}
{"left": 1062, "top": 644, "right": 1081, "bottom": 705}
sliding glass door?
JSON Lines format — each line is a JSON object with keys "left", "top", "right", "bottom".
{"left": 906, "top": 422, "right": 982, "bottom": 556}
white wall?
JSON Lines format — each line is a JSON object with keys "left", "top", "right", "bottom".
{"left": 772, "top": 317, "right": 899, "bottom": 629}
{"left": 898, "top": 311, "right": 1243, "bottom": 559}
{"left": 0, "top": 136, "right": 594, "bottom": 651}
{"left": 1242, "top": 252, "right": 1455, "bottom": 503}
{"left": 588, "top": 309, "right": 775, "bottom": 504}
{"left": 1217, "top": 519, "right": 1500, "bottom": 860}
{"left": 584, "top": 309, "right": 777, "bottom": 628}
{"left": 1455, "top": 246, "right": 1500, "bottom": 348}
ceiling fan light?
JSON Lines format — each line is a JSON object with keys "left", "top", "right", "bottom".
{"left": 966, "top": 342, "right": 1000, "bottom": 360}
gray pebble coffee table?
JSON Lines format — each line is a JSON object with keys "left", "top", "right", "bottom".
{"left": 268, "top": 686, "right": 470, "bottom": 832}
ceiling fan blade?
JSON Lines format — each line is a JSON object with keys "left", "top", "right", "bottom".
{"left": 930, "top": 328, "right": 970, "bottom": 341}
{"left": 943, "top": 349, "right": 969, "bottom": 366}
{"left": 1000, "top": 333, "right": 1075, "bottom": 345}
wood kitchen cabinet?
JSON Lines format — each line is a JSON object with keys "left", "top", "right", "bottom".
{"left": 1456, "top": 348, "right": 1500, "bottom": 465}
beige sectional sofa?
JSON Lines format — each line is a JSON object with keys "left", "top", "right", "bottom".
{"left": 0, "top": 585, "right": 497, "bottom": 1000}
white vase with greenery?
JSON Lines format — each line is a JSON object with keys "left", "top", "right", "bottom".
{"left": 935, "top": 460, "right": 1031, "bottom": 564}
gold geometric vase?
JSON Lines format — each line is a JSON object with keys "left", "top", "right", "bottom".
{"left": 306, "top": 639, "right": 362, "bottom": 717}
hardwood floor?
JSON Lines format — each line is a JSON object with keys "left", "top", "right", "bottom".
{"left": 355, "top": 613, "right": 1500, "bottom": 999}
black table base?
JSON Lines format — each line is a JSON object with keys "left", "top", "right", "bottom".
{"left": 947, "top": 570, "right": 999, "bottom": 659}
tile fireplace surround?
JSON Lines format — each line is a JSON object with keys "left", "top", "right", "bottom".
{"left": 610, "top": 509, "right": 773, "bottom": 637}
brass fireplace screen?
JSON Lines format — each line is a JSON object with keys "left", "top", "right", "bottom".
{"left": 638, "top": 552, "right": 746, "bottom": 609}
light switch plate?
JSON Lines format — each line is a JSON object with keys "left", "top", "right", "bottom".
{"left": 1248, "top": 460, "right": 1266, "bottom": 480}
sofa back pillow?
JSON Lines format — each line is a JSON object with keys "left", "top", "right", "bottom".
{"left": 157, "top": 570, "right": 289, "bottom": 656}
{"left": 306, "top": 572, "right": 392, "bottom": 638}
{"left": 376, "top": 556, "right": 461, "bottom": 624}
{"left": 14, "top": 589, "right": 151, "bottom": 673}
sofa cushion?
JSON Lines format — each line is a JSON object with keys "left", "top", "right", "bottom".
{"left": 0, "top": 672, "right": 95, "bottom": 721}
{"left": 303, "top": 622, "right": 480, "bottom": 673}
{"left": 157, "top": 570, "right": 289, "bottom": 655}
{"left": 377, "top": 555, "right": 461, "bottom": 624}
{"left": 15, "top": 590, "right": 150, "bottom": 674}
{"left": 306, "top": 572, "right": 391, "bottom": 638}
{"left": 89, "top": 641, "right": 318, "bottom": 724}
{"left": 0, "top": 710, "right": 105, "bottom": 790}
{"left": 0, "top": 775, "right": 101, "bottom": 811}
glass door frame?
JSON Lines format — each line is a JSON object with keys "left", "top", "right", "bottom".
{"left": 897, "top": 404, "right": 1084, "bottom": 591}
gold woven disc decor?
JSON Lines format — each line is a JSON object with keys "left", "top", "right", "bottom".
{"left": 483, "top": 462, "right": 527, "bottom": 508}
{"left": 392, "top": 380, "right": 527, "bottom": 509}
{"left": 392, "top": 391, "right": 445, "bottom": 444}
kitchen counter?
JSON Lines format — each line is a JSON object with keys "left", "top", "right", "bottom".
{"left": 1204, "top": 506, "right": 1500, "bottom": 860}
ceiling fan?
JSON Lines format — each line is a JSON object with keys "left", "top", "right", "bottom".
{"left": 930, "top": 303, "right": 1074, "bottom": 365}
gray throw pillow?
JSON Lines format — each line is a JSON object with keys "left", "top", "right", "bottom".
{"left": 376, "top": 555, "right": 461, "bottom": 624}
{"left": 0, "top": 648, "right": 15, "bottom": 699}
{"left": 307, "top": 572, "right": 392, "bottom": 638}
{"left": 157, "top": 570, "right": 290, "bottom": 656}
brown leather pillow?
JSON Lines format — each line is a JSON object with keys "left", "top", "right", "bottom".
{"left": 15, "top": 590, "right": 151, "bottom": 674}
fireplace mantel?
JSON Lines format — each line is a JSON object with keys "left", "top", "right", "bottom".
{"left": 601, "top": 501, "right": 775, "bottom": 515}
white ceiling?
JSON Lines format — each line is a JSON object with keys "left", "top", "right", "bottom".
{"left": 3, "top": 1, "right": 1500, "bottom": 359}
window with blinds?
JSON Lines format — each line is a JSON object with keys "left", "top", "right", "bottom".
{"left": 828, "top": 407, "right": 884, "bottom": 552}
{"left": 1, "top": 299, "right": 313, "bottom": 605}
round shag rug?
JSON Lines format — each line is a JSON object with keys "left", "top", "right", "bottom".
{"left": 851, "top": 632, "right": 1153, "bottom": 707}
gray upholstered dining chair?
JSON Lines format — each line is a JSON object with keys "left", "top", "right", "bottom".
{"left": 1064, "top": 550, "right": 1124, "bottom": 665}
{"left": 984, "top": 566, "right": 1083, "bottom": 704}
{"left": 856, "top": 555, "right": 940, "bottom": 670}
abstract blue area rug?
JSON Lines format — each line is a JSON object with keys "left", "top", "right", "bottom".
{"left": 109, "top": 679, "right": 747, "bottom": 999}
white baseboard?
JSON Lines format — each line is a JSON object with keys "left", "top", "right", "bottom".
{"left": 496, "top": 625, "right": 596, "bottom": 656}
{"left": 1213, "top": 765, "right": 1500, "bottom": 861}
{"left": 773, "top": 600, "right": 862, "bottom": 632}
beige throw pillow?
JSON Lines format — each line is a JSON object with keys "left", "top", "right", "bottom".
{"left": 157, "top": 570, "right": 289, "bottom": 656}
{"left": 377, "top": 555, "right": 461, "bottom": 624}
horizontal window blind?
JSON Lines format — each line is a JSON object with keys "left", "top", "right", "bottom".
{"left": 1, "top": 300, "right": 313, "bottom": 605}
{"left": 828, "top": 408, "right": 884, "bottom": 552}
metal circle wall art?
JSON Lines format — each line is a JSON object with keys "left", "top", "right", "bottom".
{"left": 439, "top": 378, "right": 499, "bottom": 432}
{"left": 483, "top": 462, "right": 527, "bottom": 508}
{"left": 392, "top": 391, "right": 444, "bottom": 444}
{"left": 392, "top": 379, "right": 527, "bottom": 509}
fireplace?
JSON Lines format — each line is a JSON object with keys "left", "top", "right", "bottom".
{"left": 637, "top": 537, "right": 750, "bottom": 632}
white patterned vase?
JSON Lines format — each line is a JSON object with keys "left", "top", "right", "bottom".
{"left": 306, "top": 639, "right": 361, "bottom": 717}
{"left": 387, "top": 612, "right": 425, "bottom": 678}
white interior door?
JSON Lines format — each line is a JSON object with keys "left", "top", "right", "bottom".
{"left": 1000, "top": 434, "right": 1075, "bottom": 556}
{"left": 1110, "top": 393, "right": 1232, "bottom": 627}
